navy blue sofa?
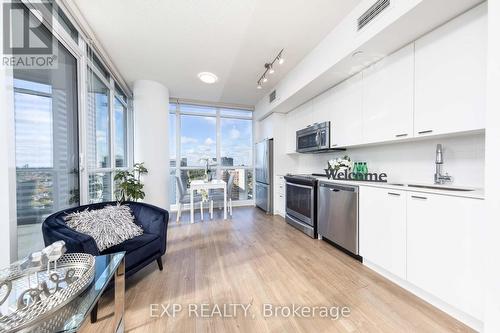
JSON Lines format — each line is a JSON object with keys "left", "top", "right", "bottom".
{"left": 42, "top": 201, "right": 169, "bottom": 278}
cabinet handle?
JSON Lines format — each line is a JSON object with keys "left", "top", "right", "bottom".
{"left": 331, "top": 144, "right": 338, "bottom": 147}
{"left": 395, "top": 133, "right": 408, "bottom": 138}
{"left": 411, "top": 195, "right": 428, "bottom": 200}
{"left": 418, "top": 130, "right": 433, "bottom": 135}
{"left": 388, "top": 192, "right": 401, "bottom": 196}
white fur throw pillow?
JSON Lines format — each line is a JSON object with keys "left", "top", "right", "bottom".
{"left": 64, "top": 204, "right": 143, "bottom": 252}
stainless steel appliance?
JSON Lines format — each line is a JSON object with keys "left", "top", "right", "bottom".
{"left": 296, "top": 122, "right": 330, "bottom": 153}
{"left": 318, "top": 181, "right": 360, "bottom": 257}
{"left": 255, "top": 138, "right": 273, "bottom": 213}
{"left": 284, "top": 175, "right": 317, "bottom": 238}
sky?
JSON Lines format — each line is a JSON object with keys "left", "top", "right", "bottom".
{"left": 170, "top": 112, "right": 252, "bottom": 167}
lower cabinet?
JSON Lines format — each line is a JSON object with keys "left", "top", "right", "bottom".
{"left": 274, "top": 175, "right": 285, "bottom": 217}
{"left": 359, "top": 186, "right": 406, "bottom": 279}
{"left": 406, "top": 192, "right": 484, "bottom": 320}
{"left": 359, "top": 187, "right": 485, "bottom": 322}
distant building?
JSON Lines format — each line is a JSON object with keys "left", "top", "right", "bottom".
{"left": 220, "top": 157, "right": 234, "bottom": 167}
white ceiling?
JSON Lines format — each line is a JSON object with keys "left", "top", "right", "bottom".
{"left": 71, "top": 0, "right": 360, "bottom": 106}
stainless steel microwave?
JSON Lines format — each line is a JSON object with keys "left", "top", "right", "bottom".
{"left": 296, "top": 121, "right": 330, "bottom": 153}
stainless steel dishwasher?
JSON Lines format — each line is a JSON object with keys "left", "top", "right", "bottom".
{"left": 318, "top": 181, "right": 359, "bottom": 257}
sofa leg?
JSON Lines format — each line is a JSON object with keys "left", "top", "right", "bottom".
{"left": 157, "top": 257, "right": 163, "bottom": 271}
{"left": 91, "top": 302, "right": 98, "bottom": 323}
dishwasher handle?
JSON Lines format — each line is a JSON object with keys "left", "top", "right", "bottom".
{"left": 319, "top": 182, "right": 358, "bottom": 193}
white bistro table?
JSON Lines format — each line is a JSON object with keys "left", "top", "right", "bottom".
{"left": 189, "top": 179, "right": 227, "bottom": 223}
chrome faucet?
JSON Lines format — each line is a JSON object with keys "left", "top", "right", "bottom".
{"left": 434, "top": 144, "right": 452, "bottom": 184}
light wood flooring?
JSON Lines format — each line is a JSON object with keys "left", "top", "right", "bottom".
{"left": 81, "top": 207, "right": 474, "bottom": 333}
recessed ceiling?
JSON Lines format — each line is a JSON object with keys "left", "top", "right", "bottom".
{"left": 70, "top": 0, "right": 361, "bottom": 106}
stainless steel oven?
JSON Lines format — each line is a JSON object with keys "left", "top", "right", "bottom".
{"left": 284, "top": 175, "right": 317, "bottom": 238}
{"left": 296, "top": 121, "right": 330, "bottom": 153}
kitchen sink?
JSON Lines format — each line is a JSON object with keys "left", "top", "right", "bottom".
{"left": 407, "top": 184, "right": 474, "bottom": 192}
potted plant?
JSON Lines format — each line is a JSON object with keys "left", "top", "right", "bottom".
{"left": 114, "top": 163, "right": 148, "bottom": 202}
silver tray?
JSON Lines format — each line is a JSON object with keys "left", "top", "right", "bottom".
{"left": 0, "top": 253, "right": 95, "bottom": 332}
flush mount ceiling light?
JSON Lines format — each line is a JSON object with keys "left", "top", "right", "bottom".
{"left": 257, "top": 49, "right": 284, "bottom": 89}
{"left": 198, "top": 72, "right": 218, "bottom": 84}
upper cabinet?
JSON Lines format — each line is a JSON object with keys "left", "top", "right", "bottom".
{"left": 414, "top": 4, "right": 486, "bottom": 137}
{"left": 285, "top": 100, "right": 313, "bottom": 153}
{"left": 362, "top": 44, "right": 414, "bottom": 143}
{"left": 312, "top": 73, "right": 363, "bottom": 147}
{"left": 279, "top": 4, "right": 486, "bottom": 150}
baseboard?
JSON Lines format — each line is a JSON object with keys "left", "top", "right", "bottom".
{"left": 363, "top": 260, "right": 483, "bottom": 332}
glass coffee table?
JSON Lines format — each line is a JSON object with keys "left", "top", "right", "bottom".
{"left": 24, "top": 252, "right": 126, "bottom": 333}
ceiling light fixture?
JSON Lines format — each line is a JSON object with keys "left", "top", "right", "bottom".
{"left": 268, "top": 64, "right": 275, "bottom": 74}
{"left": 257, "top": 49, "right": 284, "bottom": 89}
{"left": 198, "top": 72, "right": 218, "bottom": 84}
{"left": 352, "top": 50, "right": 364, "bottom": 58}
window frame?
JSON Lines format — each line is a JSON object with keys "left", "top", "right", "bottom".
{"left": 169, "top": 102, "right": 254, "bottom": 210}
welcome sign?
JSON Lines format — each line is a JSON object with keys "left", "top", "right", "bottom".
{"left": 325, "top": 168, "right": 388, "bottom": 183}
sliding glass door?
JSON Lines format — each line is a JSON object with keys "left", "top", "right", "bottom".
{"left": 13, "top": 22, "right": 79, "bottom": 258}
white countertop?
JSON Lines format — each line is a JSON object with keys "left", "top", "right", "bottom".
{"left": 314, "top": 176, "right": 484, "bottom": 200}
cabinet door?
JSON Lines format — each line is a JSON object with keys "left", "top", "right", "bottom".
{"left": 363, "top": 44, "right": 414, "bottom": 143}
{"left": 359, "top": 187, "right": 406, "bottom": 279}
{"left": 312, "top": 87, "right": 334, "bottom": 124}
{"left": 330, "top": 73, "right": 363, "bottom": 147}
{"left": 285, "top": 101, "right": 313, "bottom": 153}
{"left": 406, "top": 192, "right": 484, "bottom": 319}
{"left": 414, "top": 4, "right": 486, "bottom": 137}
{"left": 274, "top": 176, "right": 285, "bottom": 217}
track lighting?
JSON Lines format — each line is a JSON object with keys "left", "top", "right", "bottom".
{"left": 256, "top": 49, "right": 284, "bottom": 89}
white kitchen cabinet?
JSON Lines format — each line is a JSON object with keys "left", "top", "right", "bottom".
{"left": 274, "top": 175, "right": 285, "bottom": 217}
{"left": 285, "top": 100, "right": 313, "bottom": 153}
{"left": 329, "top": 72, "right": 363, "bottom": 147}
{"left": 414, "top": 4, "right": 486, "bottom": 137}
{"left": 406, "top": 192, "right": 484, "bottom": 320}
{"left": 363, "top": 44, "right": 414, "bottom": 143}
{"left": 359, "top": 186, "right": 406, "bottom": 279}
{"left": 312, "top": 86, "right": 334, "bottom": 124}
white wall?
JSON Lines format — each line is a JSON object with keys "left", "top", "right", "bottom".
{"left": 133, "top": 80, "right": 170, "bottom": 209}
{"left": 288, "top": 134, "right": 485, "bottom": 188}
{"left": 484, "top": 0, "right": 500, "bottom": 331}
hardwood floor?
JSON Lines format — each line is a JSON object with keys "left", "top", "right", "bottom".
{"left": 81, "top": 207, "right": 474, "bottom": 333}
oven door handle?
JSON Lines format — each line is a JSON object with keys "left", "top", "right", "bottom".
{"left": 286, "top": 182, "right": 314, "bottom": 190}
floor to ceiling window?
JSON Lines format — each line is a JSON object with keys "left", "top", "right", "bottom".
{"left": 87, "top": 50, "right": 132, "bottom": 203}
{"left": 12, "top": 7, "right": 79, "bottom": 258}
{"left": 8, "top": 1, "right": 133, "bottom": 259}
{"left": 169, "top": 103, "right": 253, "bottom": 209}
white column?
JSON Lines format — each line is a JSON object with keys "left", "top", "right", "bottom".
{"left": 484, "top": 1, "right": 500, "bottom": 332}
{"left": 0, "top": 11, "right": 18, "bottom": 265}
{"left": 133, "top": 80, "right": 170, "bottom": 209}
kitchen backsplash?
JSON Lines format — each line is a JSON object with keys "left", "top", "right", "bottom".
{"left": 290, "top": 133, "right": 485, "bottom": 188}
